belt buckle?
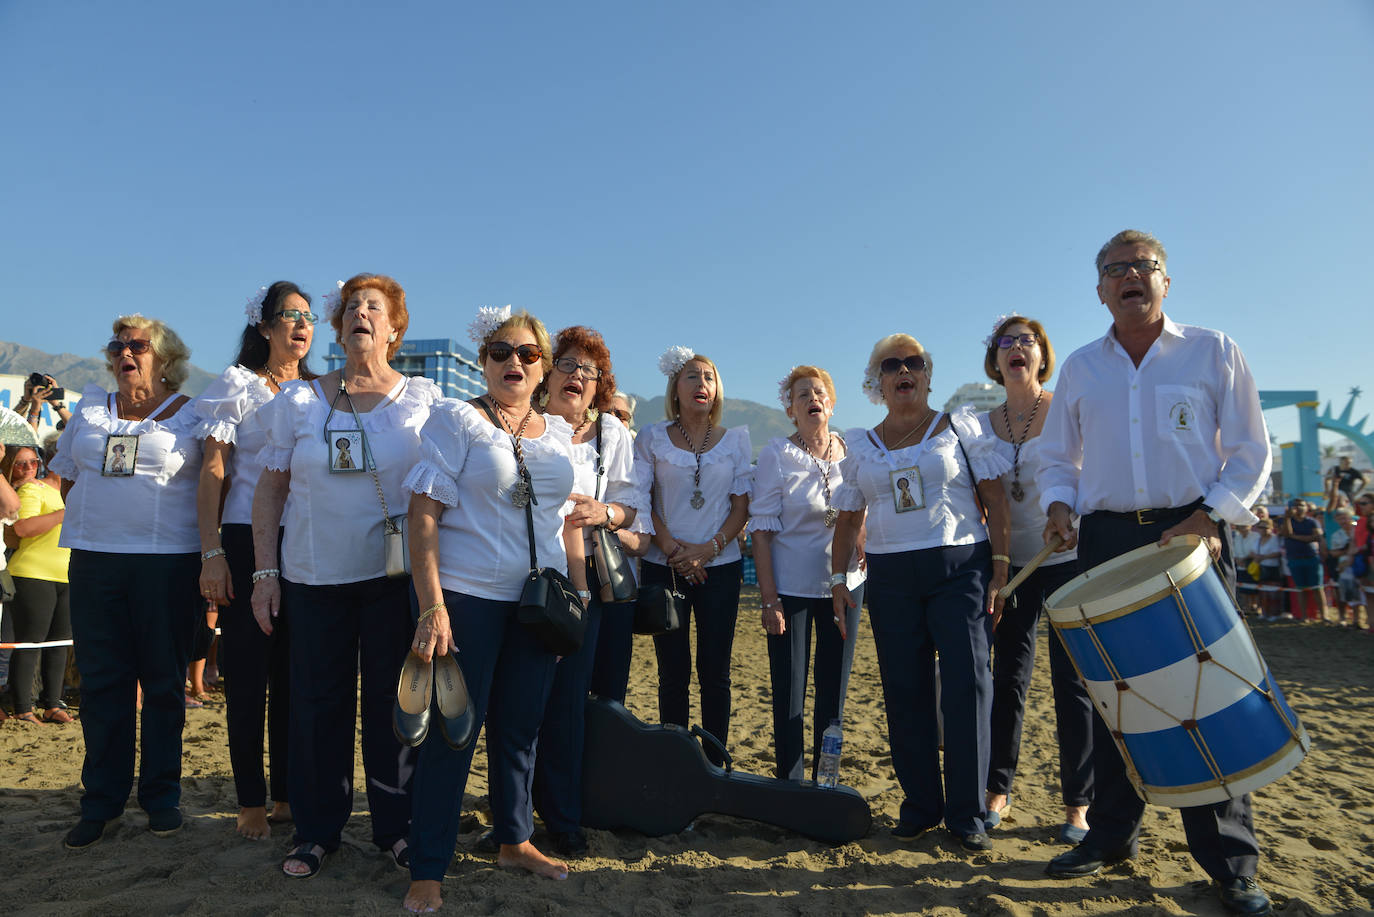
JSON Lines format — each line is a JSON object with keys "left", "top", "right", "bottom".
{"left": 1135, "top": 508, "right": 1153, "bottom": 525}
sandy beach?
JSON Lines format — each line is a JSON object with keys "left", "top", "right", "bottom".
{"left": 2, "top": 589, "right": 1371, "bottom": 916}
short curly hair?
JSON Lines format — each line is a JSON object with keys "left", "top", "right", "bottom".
{"left": 331, "top": 273, "right": 409, "bottom": 361}
{"left": 107, "top": 314, "right": 192, "bottom": 391}
{"left": 982, "top": 315, "right": 1055, "bottom": 385}
{"left": 544, "top": 325, "right": 617, "bottom": 412}
{"left": 778, "top": 365, "right": 837, "bottom": 414}
{"left": 478, "top": 310, "right": 554, "bottom": 379}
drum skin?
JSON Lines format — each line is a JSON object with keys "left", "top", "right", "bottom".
{"left": 1046, "top": 536, "right": 1310, "bottom": 808}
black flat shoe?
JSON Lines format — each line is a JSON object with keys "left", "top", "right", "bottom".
{"left": 957, "top": 831, "right": 992, "bottom": 853}
{"left": 434, "top": 654, "right": 475, "bottom": 751}
{"left": 550, "top": 829, "right": 588, "bottom": 857}
{"left": 64, "top": 818, "right": 108, "bottom": 850}
{"left": 891, "top": 820, "right": 940, "bottom": 839}
{"left": 148, "top": 807, "right": 183, "bottom": 836}
{"left": 1045, "top": 841, "right": 1136, "bottom": 878}
{"left": 393, "top": 653, "right": 433, "bottom": 747}
{"left": 474, "top": 829, "right": 498, "bottom": 854}
{"left": 1218, "top": 877, "right": 1273, "bottom": 916}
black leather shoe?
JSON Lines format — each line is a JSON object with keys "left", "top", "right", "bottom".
{"left": 891, "top": 820, "right": 940, "bottom": 839}
{"left": 434, "top": 654, "right": 475, "bottom": 751}
{"left": 393, "top": 653, "right": 433, "bottom": 747}
{"left": 957, "top": 832, "right": 992, "bottom": 853}
{"left": 148, "top": 808, "right": 183, "bottom": 836}
{"left": 475, "top": 829, "right": 499, "bottom": 854}
{"left": 550, "top": 829, "right": 589, "bottom": 857}
{"left": 1218, "top": 877, "right": 1272, "bottom": 916}
{"left": 1045, "top": 841, "right": 1135, "bottom": 878}
{"left": 64, "top": 818, "right": 108, "bottom": 850}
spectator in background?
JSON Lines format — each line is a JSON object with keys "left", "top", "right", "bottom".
{"left": 1232, "top": 522, "right": 1261, "bottom": 615}
{"left": 0, "top": 444, "right": 23, "bottom": 724}
{"left": 608, "top": 392, "right": 636, "bottom": 434}
{"left": 14, "top": 375, "right": 73, "bottom": 432}
{"left": 1328, "top": 456, "right": 1366, "bottom": 501}
{"left": 1327, "top": 508, "right": 1362, "bottom": 626}
{"left": 1281, "top": 499, "right": 1326, "bottom": 622}
{"left": 1254, "top": 518, "right": 1285, "bottom": 620}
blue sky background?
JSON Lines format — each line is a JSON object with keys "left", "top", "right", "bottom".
{"left": 4, "top": 2, "right": 1372, "bottom": 445}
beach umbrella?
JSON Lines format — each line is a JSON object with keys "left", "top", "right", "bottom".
{"left": 0, "top": 406, "right": 40, "bottom": 447}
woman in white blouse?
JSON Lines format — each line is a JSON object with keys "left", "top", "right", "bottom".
{"left": 752, "top": 365, "right": 865, "bottom": 781}
{"left": 402, "top": 307, "right": 586, "bottom": 911}
{"left": 195, "top": 281, "right": 316, "bottom": 840}
{"left": 50, "top": 315, "right": 205, "bottom": 849}
{"left": 527, "top": 325, "right": 645, "bottom": 857}
{"left": 830, "top": 333, "right": 1010, "bottom": 853}
{"left": 976, "top": 315, "right": 1094, "bottom": 845}
{"left": 251, "top": 274, "right": 439, "bottom": 879}
{"left": 634, "top": 347, "right": 751, "bottom": 765}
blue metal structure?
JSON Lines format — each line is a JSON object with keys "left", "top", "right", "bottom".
{"left": 1261, "top": 387, "right": 1374, "bottom": 501}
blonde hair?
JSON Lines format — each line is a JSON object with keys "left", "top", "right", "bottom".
{"left": 983, "top": 315, "right": 1056, "bottom": 385}
{"left": 779, "top": 365, "right": 837, "bottom": 420}
{"left": 863, "top": 334, "right": 930, "bottom": 404}
{"left": 665, "top": 354, "right": 725, "bottom": 426}
{"left": 108, "top": 314, "right": 192, "bottom": 391}
{"left": 478, "top": 310, "right": 553, "bottom": 378}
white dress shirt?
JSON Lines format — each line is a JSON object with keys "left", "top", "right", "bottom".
{"left": 50, "top": 385, "right": 204, "bottom": 554}
{"left": 1037, "top": 316, "right": 1271, "bottom": 526}
{"left": 750, "top": 435, "right": 865, "bottom": 598}
{"left": 568, "top": 413, "right": 648, "bottom": 551}
{"left": 832, "top": 406, "right": 1011, "bottom": 555}
{"left": 633, "top": 422, "right": 753, "bottom": 568}
{"left": 260, "top": 375, "right": 440, "bottom": 585}
{"left": 976, "top": 412, "right": 1077, "bottom": 568}
{"left": 194, "top": 365, "right": 276, "bottom": 526}
{"left": 403, "top": 400, "right": 576, "bottom": 602}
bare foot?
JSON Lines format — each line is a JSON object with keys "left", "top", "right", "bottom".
{"left": 986, "top": 792, "right": 1009, "bottom": 816}
{"left": 269, "top": 802, "right": 292, "bottom": 823}
{"left": 498, "top": 841, "right": 568, "bottom": 880}
{"left": 237, "top": 806, "right": 270, "bottom": 840}
{"left": 403, "top": 879, "right": 443, "bottom": 913}
{"left": 1065, "top": 805, "right": 1089, "bottom": 831}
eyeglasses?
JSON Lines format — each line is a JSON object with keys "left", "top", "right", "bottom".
{"left": 487, "top": 342, "right": 543, "bottom": 365}
{"left": 553, "top": 356, "right": 602, "bottom": 379}
{"left": 996, "top": 333, "right": 1039, "bottom": 349}
{"left": 276, "top": 309, "right": 319, "bottom": 325}
{"left": 879, "top": 354, "right": 927, "bottom": 375}
{"left": 106, "top": 339, "right": 153, "bottom": 356}
{"left": 1101, "top": 259, "right": 1162, "bottom": 278}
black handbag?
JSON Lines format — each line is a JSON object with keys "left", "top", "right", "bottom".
{"left": 633, "top": 479, "right": 684, "bottom": 636}
{"left": 589, "top": 415, "right": 639, "bottom": 604}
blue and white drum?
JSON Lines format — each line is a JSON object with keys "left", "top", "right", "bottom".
{"left": 1045, "top": 535, "right": 1310, "bottom": 808}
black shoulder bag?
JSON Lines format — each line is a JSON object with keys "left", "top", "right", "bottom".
{"left": 589, "top": 414, "right": 639, "bottom": 603}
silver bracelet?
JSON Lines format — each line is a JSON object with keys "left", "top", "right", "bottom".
{"left": 577, "top": 590, "right": 592, "bottom": 602}
{"left": 251, "top": 568, "right": 280, "bottom": 583}
{"left": 828, "top": 573, "right": 847, "bottom": 588}
{"left": 201, "top": 548, "right": 226, "bottom": 561}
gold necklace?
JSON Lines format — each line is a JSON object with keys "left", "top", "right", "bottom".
{"left": 885, "top": 408, "right": 934, "bottom": 450}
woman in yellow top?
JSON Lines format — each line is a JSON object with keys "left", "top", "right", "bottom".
{"left": 4, "top": 445, "right": 72, "bottom": 723}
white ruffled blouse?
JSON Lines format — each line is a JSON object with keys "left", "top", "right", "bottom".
{"left": 832, "top": 405, "right": 1011, "bottom": 555}
{"left": 51, "top": 384, "right": 204, "bottom": 554}
{"left": 632, "top": 421, "right": 753, "bottom": 568}
{"left": 975, "top": 411, "right": 1077, "bottom": 569}
{"left": 403, "top": 400, "right": 576, "bottom": 602}
{"left": 566, "top": 412, "right": 650, "bottom": 551}
{"left": 259, "top": 375, "right": 440, "bottom": 585}
{"left": 194, "top": 365, "right": 277, "bottom": 527}
{"left": 750, "top": 435, "right": 865, "bottom": 598}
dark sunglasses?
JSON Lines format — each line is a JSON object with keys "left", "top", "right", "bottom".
{"left": 106, "top": 339, "right": 153, "bottom": 356}
{"left": 487, "top": 341, "right": 543, "bottom": 365}
{"left": 879, "top": 354, "right": 927, "bottom": 375}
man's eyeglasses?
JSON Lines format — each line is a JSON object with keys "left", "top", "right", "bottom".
{"left": 554, "top": 356, "right": 602, "bottom": 379}
{"left": 879, "top": 354, "right": 927, "bottom": 375}
{"left": 487, "top": 342, "right": 543, "bottom": 365}
{"left": 1101, "top": 259, "right": 1162, "bottom": 278}
{"left": 106, "top": 339, "right": 153, "bottom": 356}
{"left": 996, "top": 333, "right": 1038, "bottom": 349}
{"left": 276, "top": 309, "right": 319, "bottom": 325}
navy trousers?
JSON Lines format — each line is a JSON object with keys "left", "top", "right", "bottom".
{"left": 765, "top": 586, "right": 863, "bottom": 781}
{"left": 220, "top": 524, "right": 290, "bottom": 809}
{"left": 589, "top": 598, "right": 635, "bottom": 703}
{"left": 409, "top": 591, "right": 559, "bottom": 882}
{"left": 283, "top": 576, "right": 413, "bottom": 852}
{"left": 1076, "top": 509, "right": 1260, "bottom": 882}
{"left": 68, "top": 550, "right": 199, "bottom": 820}
{"left": 867, "top": 543, "right": 993, "bottom": 837}
{"left": 987, "top": 560, "right": 1095, "bottom": 806}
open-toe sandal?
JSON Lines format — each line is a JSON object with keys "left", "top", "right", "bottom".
{"left": 282, "top": 843, "right": 327, "bottom": 879}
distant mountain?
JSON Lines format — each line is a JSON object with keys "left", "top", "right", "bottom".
{"left": 0, "top": 341, "right": 219, "bottom": 397}
{"left": 632, "top": 395, "right": 796, "bottom": 458}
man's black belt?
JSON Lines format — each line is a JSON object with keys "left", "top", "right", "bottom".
{"left": 1086, "top": 498, "right": 1205, "bottom": 526}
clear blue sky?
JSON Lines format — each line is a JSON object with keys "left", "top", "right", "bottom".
{"left": 4, "top": 2, "right": 1372, "bottom": 445}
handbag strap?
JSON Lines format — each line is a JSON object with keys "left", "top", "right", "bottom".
{"left": 331, "top": 378, "right": 397, "bottom": 531}
{"left": 593, "top": 413, "right": 606, "bottom": 502}
{"left": 951, "top": 423, "right": 988, "bottom": 525}
{"left": 471, "top": 397, "right": 541, "bottom": 572}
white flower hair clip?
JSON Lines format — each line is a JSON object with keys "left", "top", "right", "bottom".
{"left": 982, "top": 313, "right": 1013, "bottom": 348}
{"left": 777, "top": 367, "right": 801, "bottom": 408}
{"left": 468, "top": 305, "right": 512, "bottom": 345}
{"left": 244, "top": 286, "right": 268, "bottom": 325}
{"left": 321, "top": 280, "right": 345, "bottom": 321}
{"left": 658, "top": 345, "right": 695, "bottom": 377}
{"left": 862, "top": 369, "right": 884, "bottom": 405}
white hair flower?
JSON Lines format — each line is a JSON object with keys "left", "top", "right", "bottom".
{"left": 244, "top": 286, "right": 268, "bottom": 326}
{"left": 862, "top": 369, "right": 885, "bottom": 405}
{"left": 657, "top": 345, "right": 695, "bottom": 377}
{"left": 468, "top": 305, "right": 512, "bottom": 345}
{"left": 777, "top": 367, "right": 801, "bottom": 408}
{"left": 321, "top": 280, "right": 345, "bottom": 321}
{"left": 982, "top": 314, "right": 1014, "bottom": 348}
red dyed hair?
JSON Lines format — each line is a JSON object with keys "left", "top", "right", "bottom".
{"left": 331, "top": 273, "right": 409, "bottom": 360}
{"left": 550, "top": 325, "right": 617, "bottom": 412}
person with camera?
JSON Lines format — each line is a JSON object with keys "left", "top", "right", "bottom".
{"left": 15, "top": 374, "right": 73, "bottom": 432}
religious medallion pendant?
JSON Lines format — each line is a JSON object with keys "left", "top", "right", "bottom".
{"left": 690, "top": 489, "right": 705, "bottom": 510}
{"left": 823, "top": 506, "right": 838, "bottom": 528}
{"left": 511, "top": 479, "right": 532, "bottom": 508}
{"left": 1010, "top": 478, "right": 1025, "bottom": 502}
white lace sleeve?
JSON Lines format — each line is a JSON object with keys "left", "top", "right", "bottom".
{"left": 193, "top": 365, "right": 258, "bottom": 445}
{"left": 729, "top": 426, "right": 754, "bottom": 497}
{"left": 48, "top": 404, "right": 83, "bottom": 480}
{"left": 950, "top": 405, "right": 1013, "bottom": 482}
{"left": 402, "top": 401, "right": 473, "bottom": 507}
{"left": 258, "top": 382, "right": 310, "bottom": 472}
{"left": 831, "top": 441, "right": 867, "bottom": 512}
{"left": 601, "top": 415, "right": 649, "bottom": 514}
{"left": 627, "top": 424, "right": 659, "bottom": 535}
{"left": 748, "top": 440, "right": 784, "bottom": 532}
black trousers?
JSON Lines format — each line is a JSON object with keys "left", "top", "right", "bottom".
{"left": 1077, "top": 508, "right": 1260, "bottom": 882}
{"left": 645, "top": 560, "right": 742, "bottom": 766}
{"left": 220, "top": 524, "right": 290, "bottom": 808}
{"left": 7, "top": 576, "right": 72, "bottom": 713}
{"left": 589, "top": 598, "right": 635, "bottom": 704}
{"left": 283, "top": 576, "right": 413, "bottom": 852}
{"left": 765, "top": 587, "right": 863, "bottom": 781}
{"left": 987, "top": 560, "right": 1095, "bottom": 806}
{"left": 68, "top": 550, "right": 199, "bottom": 820}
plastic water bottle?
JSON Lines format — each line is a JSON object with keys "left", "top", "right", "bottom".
{"left": 817, "top": 718, "right": 843, "bottom": 789}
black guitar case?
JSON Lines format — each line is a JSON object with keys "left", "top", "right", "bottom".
{"left": 581, "top": 696, "right": 871, "bottom": 844}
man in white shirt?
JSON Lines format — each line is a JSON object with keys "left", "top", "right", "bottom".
{"left": 1039, "top": 230, "right": 1273, "bottom": 917}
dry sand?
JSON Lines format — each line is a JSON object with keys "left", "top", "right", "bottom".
{"left": 2, "top": 590, "right": 1372, "bottom": 916}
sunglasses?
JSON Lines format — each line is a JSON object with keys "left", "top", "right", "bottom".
{"left": 487, "top": 341, "right": 543, "bottom": 365}
{"left": 879, "top": 354, "right": 927, "bottom": 375}
{"left": 609, "top": 408, "right": 633, "bottom": 424}
{"left": 276, "top": 309, "right": 319, "bottom": 325}
{"left": 12, "top": 459, "right": 40, "bottom": 469}
{"left": 106, "top": 339, "right": 153, "bottom": 356}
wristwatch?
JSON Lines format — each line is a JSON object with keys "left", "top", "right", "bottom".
{"left": 828, "top": 573, "right": 847, "bottom": 588}
{"left": 1200, "top": 503, "right": 1224, "bottom": 524}
{"left": 605, "top": 504, "right": 617, "bottom": 529}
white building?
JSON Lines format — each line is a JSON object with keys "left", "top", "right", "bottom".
{"left": 943, "top": 382, "right": 1001, "bottom": 414}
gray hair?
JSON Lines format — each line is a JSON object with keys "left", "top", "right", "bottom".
{"left": 1096, "top": 229, "right": 1168, "bottom": 275}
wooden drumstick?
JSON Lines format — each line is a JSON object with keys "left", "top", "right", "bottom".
{"left": 997, "top": 535, "right": 1065, "bottom": 601}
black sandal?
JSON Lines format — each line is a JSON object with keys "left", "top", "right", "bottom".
{"left": 389, "top": 838, "right": 410, "bottom": 870}
{"left": 282, "top": 843, "right": 326, "bottom": 879}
